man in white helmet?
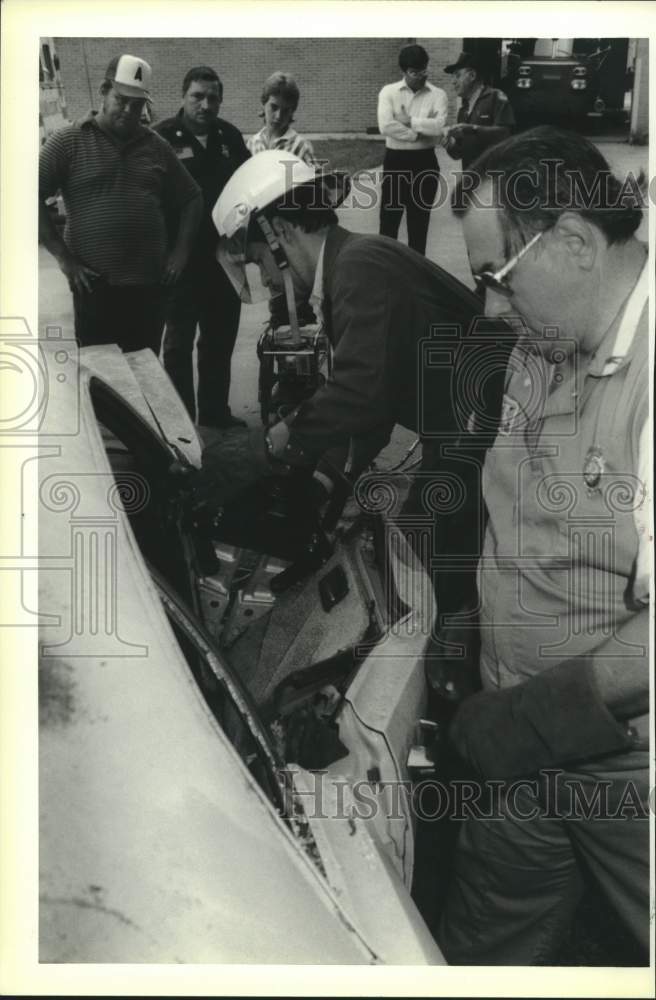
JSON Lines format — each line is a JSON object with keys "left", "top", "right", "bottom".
{"left": 212, "top": 150, "right": 511, "bottom": 628}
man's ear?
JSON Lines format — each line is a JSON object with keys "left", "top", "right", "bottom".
{"left": 270, "top": 216, "right": 294, "bottom": 243}
{"left": 553, "top": 212, "right": 599, "bottom": 271}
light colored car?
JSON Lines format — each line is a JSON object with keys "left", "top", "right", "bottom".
{"left": 39, "top": 344, "right": 445, "bottom": 964}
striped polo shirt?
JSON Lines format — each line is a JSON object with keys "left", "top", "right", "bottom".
{"left": 39, "top": 114, "right": 201, "bottom": 285}
{"left": 247, "top": 126, "right": 316, "bottom": 165}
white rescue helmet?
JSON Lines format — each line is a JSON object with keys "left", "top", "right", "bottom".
{"left": 212, "top": 151, "right": 349, "bottom": 306}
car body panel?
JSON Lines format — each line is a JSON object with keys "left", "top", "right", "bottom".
{"left": 79, "top": 345, "right": 203, "bottom": 467}
{"left": 293, "top": 768, "right": 445, "bottom": 965}
{"left": 39, "top": 369, "right": 374, "bottom": 963}
{"left": 38, "top": 351, "right": 444, "bottom": 964}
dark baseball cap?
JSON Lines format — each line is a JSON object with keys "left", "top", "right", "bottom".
{"left": 444, "top": 51, "right": 481, "bottom": 74}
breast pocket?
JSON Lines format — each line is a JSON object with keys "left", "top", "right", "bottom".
{"left": 124, "top": 156, "right": 167, "bottom": 198}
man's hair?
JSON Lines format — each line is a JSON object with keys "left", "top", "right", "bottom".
{"left": 181, "top": 66, "right": 223, "bottom": 100}
{"left": 100, "top": 56, "right": 120, "bottom": 95}
{"left": 399, "top": 44, "right": 429, "bottom": 71}
{"left": 248, "top": 203, "right": 338, "bottom": 242}
{"left": 261, "top": 71, "right": 300, "bottom": 111}
{"left": 246, "top": 181, "right": 341, "bottom": 241}
{"left": 452, "top": 125, "right": 644, "bottom": 248}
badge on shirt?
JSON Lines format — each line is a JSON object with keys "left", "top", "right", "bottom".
{"left": 176, "top": 146, "right": 194, "bottom": 159}
{"left": 583, "top": 446, "right": 605, "bottom": 496}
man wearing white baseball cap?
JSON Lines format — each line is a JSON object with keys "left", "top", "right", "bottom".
{"left": 39, "top": 54, "right": 203, "bottom": 352}
{"left": 110, "top": 53, "right": 153, "bottom": 101}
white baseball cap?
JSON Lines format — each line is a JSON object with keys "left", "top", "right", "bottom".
{"left": 108, "top": 54, "right": 152, "bottom": 101}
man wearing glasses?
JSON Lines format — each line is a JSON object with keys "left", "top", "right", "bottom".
{"left": 377, "top": 44, "right": 447, "bottom": 255}
{"left": 438, "top": 126, "right": 650, "bottom": 965}
{"left": 39, "top": 55, "right": 203, "bottom": 353}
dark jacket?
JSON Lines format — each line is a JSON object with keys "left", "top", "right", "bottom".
{"left": 450, "top": 86, "right": 515, "bottom": 169}
{"left": 154, "top": 111, "right": 250, "bottom": 256}
{"left": 287, "top": 226, "right": 507, "bottom": 460}
{"left": 285, "top": 226, "right": 512, "bottom": 614}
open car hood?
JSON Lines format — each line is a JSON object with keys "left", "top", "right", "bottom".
{"left": 79, "top": 345, "right": 204, "bottom": 468}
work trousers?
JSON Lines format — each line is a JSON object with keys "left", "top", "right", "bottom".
{"left": 72, "top": 281, "right": 165, "bottom": 354}
{"left": 399, "top": 437, "right": 484, "bottom": 618}
{"left": 163, "top": 256, "right": 241, "bottom": 426}
{"left": 439, "top": 749, "right": 651, "bottom": 965}
{"left": 379, "top": 148, "right": 441, "bottom": 256}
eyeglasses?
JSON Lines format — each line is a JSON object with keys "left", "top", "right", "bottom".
{"left": 472, "top": 230, "right": 543, "bottom": 299}
{"left": 405, "top": 67, "right": 428, "bottom": 77}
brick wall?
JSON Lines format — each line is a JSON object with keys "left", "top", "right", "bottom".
{"left": 52, "top": 37, "right": 463, "bottom": 133}
{"left": 417, "top": 37, "right": 463, "bottom": 104}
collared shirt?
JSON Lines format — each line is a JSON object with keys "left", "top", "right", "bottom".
{"left": 592, "top": 258, "right": 650, "bottom": 598}
{"left": 39, "top": 114, "right": 201, "bottom": 284}
{"left": 154, "top": 111, "right": 250, "bottom": 255}
{"left": 479, "top": 255, "right": 650, "bottom": 717}
{"left": 309, "top": 237, "right": 327, "bottom": 327}
{"left": 460, "top": 84, "right": 484, "bottom": 117}
{"left": 453, "top": 85, "right": 515, "bottom": 168}
{"left": 247, "top": 126, "right": 316, "bottom": 165}
{"left": 377, "top": 79, "right": 448, "bottom": 151}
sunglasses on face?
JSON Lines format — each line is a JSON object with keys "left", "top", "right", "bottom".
{"left": 472, "top": 230, "right": 543, "bottom": 299}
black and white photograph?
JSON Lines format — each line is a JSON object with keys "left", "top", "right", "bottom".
{"left": 0, "top": 1, "right": 654, "bottom": 995}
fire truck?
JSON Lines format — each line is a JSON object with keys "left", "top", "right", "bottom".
{"left": 462, "top": 37, "right": 632, "bottom": 129}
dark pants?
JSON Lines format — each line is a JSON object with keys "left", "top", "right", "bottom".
{"left": 379, "top": 148, "right": 441, "bottom": 256}
{"left": 439, "top": 754, "right": 650, "bottom": 964}
{"left": 72, "top": 281, "right": 165, "bottom": 353}
{"left": 399, "top": 437, "right": 485, "bottom": 619}
{"left": 162, "top": 256, "right": 241, "bottom": 425}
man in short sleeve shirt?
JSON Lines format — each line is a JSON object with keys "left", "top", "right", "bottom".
{"left": 39, "top": 54, "right": 202, "bottom": 353}
{"left": 439, "top": 127, "right": 650, "bottom": 965}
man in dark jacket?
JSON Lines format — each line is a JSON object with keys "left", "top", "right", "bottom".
{"left": 155, "top": 66, "right": 250, "bottom": 428}
{"left": 442, "top": 51, "right": 515, "bottom": 170}
{"left": 213, "top": 152, "right": 511, "bottom": 620}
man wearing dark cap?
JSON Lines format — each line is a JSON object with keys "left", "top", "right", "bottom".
{"left": 155, "top": 66, "right": 251, "bottom": 428}
{"left": 443, "top": 51, "right": 515, "bottom": 169}
{"left": 377, "top": 44, "right": 448, "bottom": 255}
{"left": 39, "top": 54, "right": 203, "bottom": 353}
